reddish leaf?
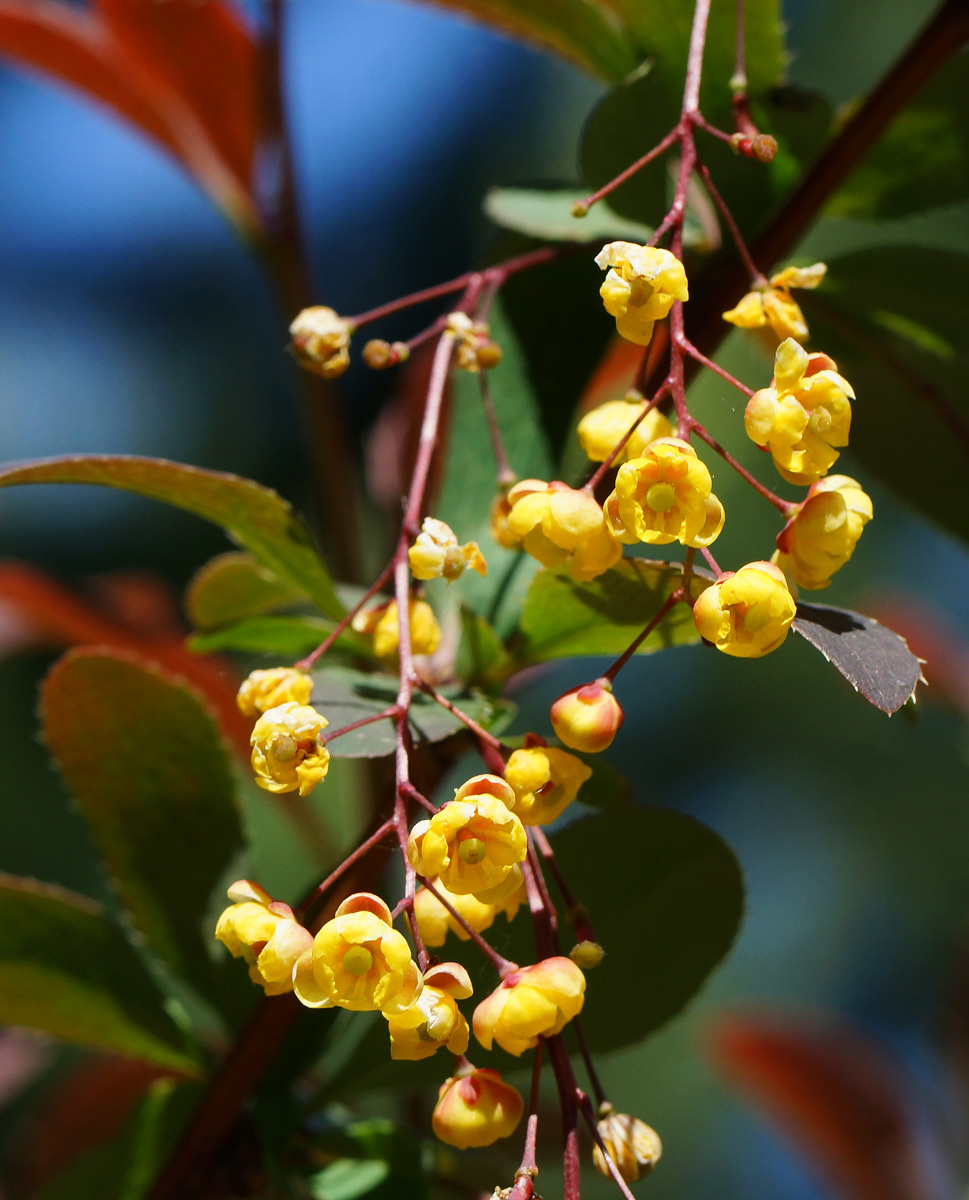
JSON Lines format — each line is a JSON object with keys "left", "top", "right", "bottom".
{"left": 711, "top": 1015, "right": 938, "bottom": 1200}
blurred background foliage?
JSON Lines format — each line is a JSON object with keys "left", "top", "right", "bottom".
{"left": 1, "top": 0, "right": 968, "bottom": 1198}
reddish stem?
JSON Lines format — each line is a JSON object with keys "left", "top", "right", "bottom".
{"left": 575, "top": 1087, "right": 638, "bottom": 1200}
{"left": 689, "top": 420, "right": 794, "bottom": 514}
{"left": 295, "top": 560, "right": 394, "bottom": 670}
{"left": 700, "top": 545, "right": 722, "bottom": 576}
{"left": 583, "top": 383, "right": 671, "bottom": 493}
{"left": 413, "top": 678, "right": 506, "bottom": 757}
{"left": 480, "top": 370, "right": 516, "bottom": 486}
{"left": 677, "top": 334, "right": 753, "bottom": 396}
{"left": 602, "top": 589, "right": 682, "bottom": 684}
{"left": 545, "top": 1034, "right": 583, "bottom": 1200}
{"left": 324, "top": 706, "right": 400, "bottom": 744}
{"left": 420, "top": 877, "right": 517, "bottom": 976}
{"left": 295, "top": 817, "right": 396, "bottom": 920}
{"left": 696, "top": 161, "right": 766, "bottom": 285}
{"left": 571, "top": 1018, "right": 606, "bottom": 1108}
{"left": 577, "top": 128, "right": 680, "bottom": 213}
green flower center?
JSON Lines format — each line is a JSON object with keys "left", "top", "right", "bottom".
{"left": 458, "top": 836, "right": 487, "bottom": 865}
{"left": 342, "top": 946, "right": 374, "bottom": 975}
{"left": 646, "top": 483, "right": 677, "bottom": 513}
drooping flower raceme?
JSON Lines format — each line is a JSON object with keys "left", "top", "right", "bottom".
{"left": 408, "top": 517, "right": 487, "bottom": 582}
{"left": 407, "top": 775, "right": 526, "bottom": 904}
{"left": 692, "top": 560, "right": 797, "bottom": 658}
{"left": 550, "top": 680, "right": 624, "bottom": 754}
{"left": 473, "top": 956, "right": 586, "bottom": 1055}
{"left": 351, "top": 598, "right": 442, "bottom": 658}
{"left": 292, "top": 892, "right": 422, "bottom": 1014}
{"left": 250, "top": 701, "right": 330, "bottom": 796}
{"left": 595, "top": 242, "right": 689, "bottom": 346}
{"left": 384, "top": 962, "right": 473, "bottom": 1061}
{"left": 236, "top": 667, "right": 313, "bottom": 718}
{"left": 774, "top": 475, "right": 873, "bottom": 590}
{"left": 604, "top": 437, "right": 724, "bottom": 548}
{"left": 414, "top": 878, "right": 525, "bottom": 947}
{"left": 215, "top": 880, "right": 313, "bottom": 996}
{"left": 507, "top": 480, "right": 621, "bottom": 582}
{"left": 722, "top": 262, "right": 827, "bottom": 342}
{"left": 432, "top": 1067, "right": 524, "bottom": 1149}
{"left": 577, "top": 396, "right": 674, "bottom": 465}
{"left": 503, "top": 745, "right": 592, "bottom": 824}
{"left": 289, "top": 306, "right": 354, "bottom": 378}
{"left": 745, "top": 339, "right": 853, "bottom": 485}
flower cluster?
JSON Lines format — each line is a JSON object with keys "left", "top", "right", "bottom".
{"left": 722, "top": 262, "right": 826, "bottom": 342}
{"left": 506, "top": 479, "right": 620, "bottom": 581}
{"left": 409, "top": 517, "right": 487, "bottom": 582}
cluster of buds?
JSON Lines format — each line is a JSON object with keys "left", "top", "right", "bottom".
{"left": 289, "top": 306, "right": 354, "bottom": 379}
{"left": 447, "top": 312, "right": 503, "bottom": 372}
{"left": 409, "top": 517, "right": 487, "bottom": 583}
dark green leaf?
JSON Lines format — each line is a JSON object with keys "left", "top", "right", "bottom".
{"left": 455, "top": 605, "right": 508, "bottom": 686}
{"left": 185, "top": 551, "right": 309, "bottom": 631}
{"left": 519, "top": 560, "right": 698, "bottom": 661}
{"left": 189, "top": 614, "right": 372, "bottom": 659}
{"left": 793, "top": 603, "right": 924, "bottom": 715}
{"left": 313, "top": 667, "right": 515, "bottom": 758}
{"left": 42, "top": 648, "right": 243, "bottom": 1008}
{"left": 0, "top": 875, "right": 198, "bottom": 1070}
{"left": 0, "top": 455, "right": 343, "bottom": 619}
{"left": 552, "top": 806, "right": 744, "bottom": 1049}
{"left": 484, "top": 187, "right": 653, "bottom": 243}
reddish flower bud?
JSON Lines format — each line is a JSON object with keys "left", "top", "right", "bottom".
{"left": 550, "top": 678, "right": 623, "bottom": 753}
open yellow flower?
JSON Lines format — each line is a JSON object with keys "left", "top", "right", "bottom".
{"left": 507, "top": 480, "right": 621, "bottom": 582}
{"left": 604, "top": 437, "right": 724, "bottom": 548}
{"left": 504, "top": 745, "right": 591, "bottom": 824}
{"left": 215, "top": 880, "right": 312, "bottom": 996}
{"left": 595, "top": 242, "right": 688, "bottom": 346}
{"left": 351, "top": 598, "right": 441, "bottom": 658}
{"left": 250, "top": 701, "right": 329, "bottom": 796}
{"left": 773, "top": 474, "right": 873, "bottom": 589}
{"left": 692, "top": 560, "right": 796, "bottom": 658}
{"left": 236, "top": 667, "right": 312, "bottom": 718}
{"left": 432, "top": 1067, "right": 524, "bottom": 1149}
{"left": 473, "top": 957, "right": 586, "bottom": 1055}
{"left": 414, "top": 878, "right": 525, "bottom": 947}
{"left": 292, "top": 892, "right": 422, "bottom": 1014}
{"left": 745, "top": 339, "right": 853, "bottom": 485}
{"left": 723, "top": 262, "right": 826, "bottom": 342}
{"left": 408, "top": 517, "right": 487, "bottom": 582}
{"left": 576, "top": 396, "right": 674, "bottom": 464}
{"left": 385, "top": 962, "right": 472, "bottom": 1060}
{"left": 407, "top": 775, "right": 526, "bottom": 903}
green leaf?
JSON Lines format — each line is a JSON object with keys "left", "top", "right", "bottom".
{"left": 455, "top": 605, "right": 508, "bottom": 686}
{"left": 312, "top": 667, "right": 515, "bottom": 758}
{"left": 484, "top": 187, "right": 653, "bottom": 243}
{"left": 185, "top": 551, "right": 309, "bottom": 631}
{"left": 0, "top": 875, "right": 198, "bottom": 1070}
{"left": 310, "top": 1159, "right": 390, "bottom": 1200}
{"left": 189, "top": 615, "right": 372, "bottom": 660}
{"left": 42, "top": 648, "right": 244, "bottom": 1008}
{"left": 0, "top": 455, "right": 343, "bottom": 620}
{"left": 551, "top": 806, "right": 744, "bottom": 1050}
{"left": 519, "top": 560, "right": 698, "bottom": 661}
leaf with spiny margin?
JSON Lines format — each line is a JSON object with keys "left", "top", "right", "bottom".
{"left": 793, "top": 603, "right": 924, "bottom": 715}
{"left": 185, "top": 551, "right": 309, "bottom": 631}
{"left": 0, "top": 455, "right": 343, "bottom": 619}
{"left": 0, "top": 875, "right": 199, "bottom": 1071}
{"left": 518, "top": 559, "right": 698, "bottom": 661}
{"left": 484, "top": 187, "right": 653, "bottom": 244}
{"left": 42, "top": 648, "right": 244, "bottom": 1009}
{"left": 551, "top": 806, "right": 744, "bottom": 1050}
{"left": 311, "top": 667, "right": 515, "bottom": 758}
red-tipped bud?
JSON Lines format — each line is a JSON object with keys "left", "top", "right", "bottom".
{"left": 550, "top": 678, "right": 623, "bottom": 753}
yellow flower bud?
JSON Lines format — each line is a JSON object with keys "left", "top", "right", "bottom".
{"left": 507, "top": 480, "right": 621, "bottom": 582}
{"left": 570, "top": 940, "right": 604, "bottom": 969}
{"left": 236, "top": 667, "right": 312, "bottom": 718}
{"left": 504, "top": 745, "right": 591, "bottom": 825}
{"left": 351, "top": 598, "right": 442, "bottom": 658}
{"left": 576, "top": 396, "right": 674, "bottom": 465}
{"left": 593, "top": 1105, "right": 662, "bottom": 1182}
{"left": 289, "top": 306, "right": 354, "bottom": 378}
{"left": 446, "top": 312, "right": 498, "bottom": 374}
{"left": 414, "top": 878, "right": 525, "bottom": 947}
{"left": 604, "top": 437, "right": 724, "bottom": 548}
{"left": 214, "top": 880, "right": 313, "bottom": 995}
{"left": 407, "top": 776, "right": 526, "bottom": 904}
{"left": 722, "top": 262, "right": 826, "bottom": 343}
{"left": 384, "top": 962, "right": 472, "bottom": 1060}
{"left": 693, "top": 560, "right": 796, "bottom": 658}
{"left": 773, "top": 474, "right": 873, "bottom": 590}
{"left": 594, "top": 242, "right": 688, "bottom": 346}
{"left": 408, "top": 517, "right": 487, "bottom": 582}
{"left": 432, "top": 1067, "right": 524, "bottom": 1149}
{"left": 473, "top": 957, "right": 586, "bottom": 1055}
{"left": 550, "top": 679, "right": 623, "bottom": 753}
{"left": 250, "top": 701, "right": 329, "bottom": 796}
{"left": 292, "top": 892, "right": 423, "bottom": 1014}
{"left": 745, "top": 339, "right": 853, "bottom": 485}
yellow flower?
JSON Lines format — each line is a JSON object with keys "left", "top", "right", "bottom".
{"left": 432, "top": 1067, "right": 524, "bottom": 1149}
{"left": 550, "top": 679, "right": 624, "bottom": 753}
{"left": 214, "top": 880, "right": 313, "bottom": 995}
{"left": 507, "top": 480, "right": 621, "bottom": 582}
{"left": 489, "top": 487, "right": 520, "bottom": 549}
{"left": 604, "top": 437, "right": 724, "bottom": 548}
{"left": 289, "top": 306, "right": 354, "bottom": 378}
{"left": 385, "top": 961, "right": 473, "bottom": 1060}
{"left": 250, "top": 701, "right": 329, "bottom": 796}
{"left": 593, "top": 1105, "right": 663, "bottom": 1182}
{"left": 472, "top": 957, "right": 586, "bottom": 1056}
{"left": 414, "top": 878, "right": 525, "bottom": 947}
{"left": 236, "top": 667, "right": 312, "bottom": 718}
{"left": 692, "top": 560, "right": 796, "bottom": 658}
{"left": 407, "top": 775, "right": 526, "bottom": 904}
{"left": 292, "top": 892, "right": 422, "bottom": 1014}
{"left": 745, "top": 339, "right": 853, "bottom": 485}
{"left": 577, "top": 396, "right": 674, "bottom": 465}
{"left": 773, "top": 475, "right": 873, "bottom": 590}
{"left": 351, "top": 598, "right": 442, "bottom": 658}
{"left": 504, "top": 745, "right": 591, "bottom": 825}
{"left": 408, "top": 517, "right": 487, "bottom": 582}
{"left": 723, "top": 262, "right": 827, "bottom": 342}
{"left": 594, "top": 242, "right": 688, "bottom": 346}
